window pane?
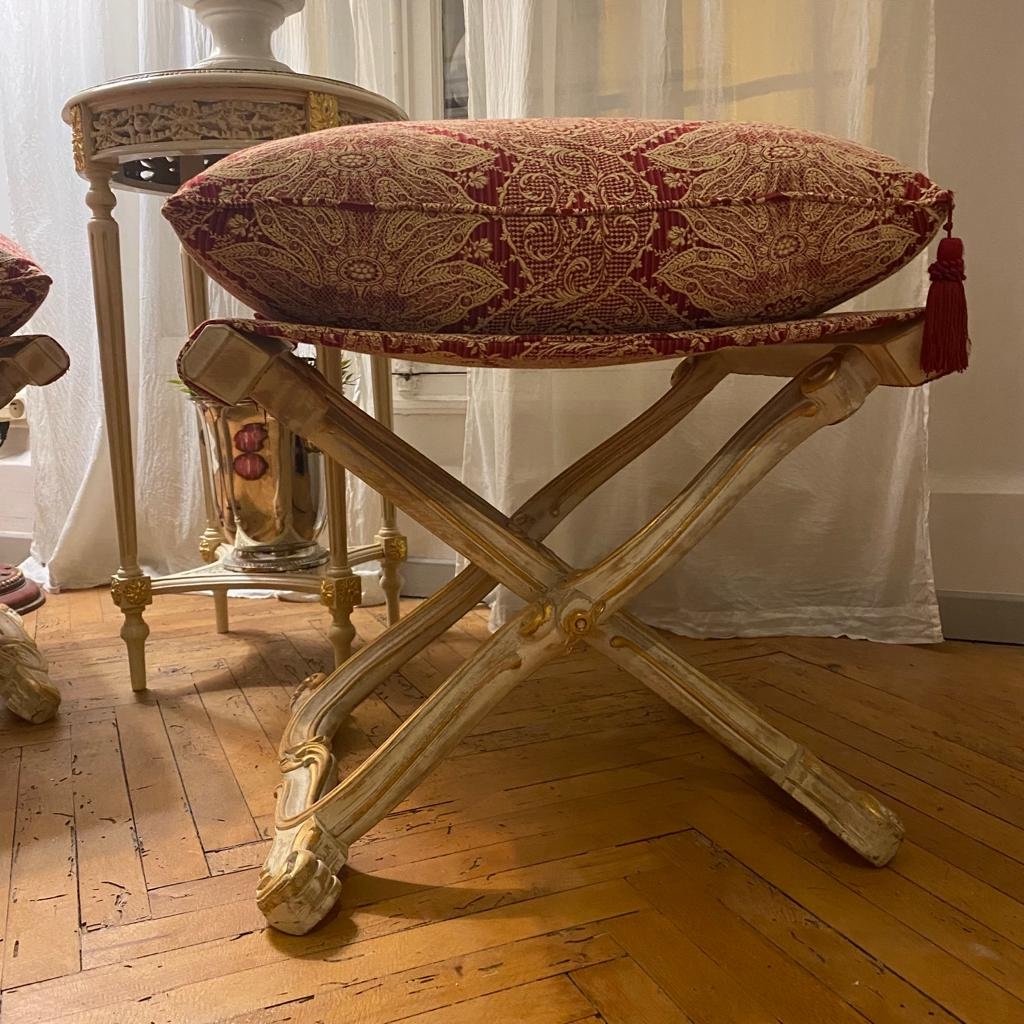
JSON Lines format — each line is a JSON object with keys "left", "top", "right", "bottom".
{"left": 442, "top": 0, "right": 468, "bottom": 118}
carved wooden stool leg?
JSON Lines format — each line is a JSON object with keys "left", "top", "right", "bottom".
{"left": 0, "top": 606, "right": 60, "bottom": 724}
{"left": 593, "top": 612, "right": 903, "bottom": 864}
{"left": 179, "top": 323, "right": 922, "bottom": 935}
{"left": 258, "top": 357, "right": 732, "bottom": 933}
{"left": 257, "top": 604, "right": 565, "bottom": 933}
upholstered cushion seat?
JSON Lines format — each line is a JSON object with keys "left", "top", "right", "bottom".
{"left": 164, "top": 118, "right": 950, "bottom": 340}
{"left": 184, "top": 307, "right": 923, "bottom": 370}
{"left": 0, "top": 233, "right": 51, "bottom": 336}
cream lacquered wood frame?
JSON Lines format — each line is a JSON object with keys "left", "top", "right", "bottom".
{"left": 179, "top": 315, "right": 933, "bottom": 935}
{"left": 60, "top": 70, "right": 410, "bottom": 691}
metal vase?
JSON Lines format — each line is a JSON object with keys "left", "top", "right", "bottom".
{"left": 193, "top": 397, "right": 328, "bottom": 572}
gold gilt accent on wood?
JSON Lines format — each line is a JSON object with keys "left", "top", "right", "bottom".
{"left": 109, "top": 574, "right": 152, "bottom": 609}
{"left": 306, "top": 91, "right": 353, "bottom": 132}
{"left": 68, "top": 103, "right": 86, "bottom": 172}
{"left": 89, "top": 99, "right": 307, "bottom": 153}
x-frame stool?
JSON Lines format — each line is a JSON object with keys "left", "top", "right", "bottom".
{"left": 180, "top": 315, "right": 932, "bottom": 935}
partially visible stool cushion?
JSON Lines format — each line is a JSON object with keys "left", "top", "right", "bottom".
{"left": 181, "top": 308, "right": 924, "bottom": 371}
{"left": 0, "top": 234, "right": 51, "bottom": 336}
{"left": 164, "top": 118, "right": 950, "bottom": 336}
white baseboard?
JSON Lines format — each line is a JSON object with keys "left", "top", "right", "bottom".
{"left": 0, "top": 532, "right": 30, "bottom": 566}
{"left": 937, "top": 591, "right": 1024, "bottom": 645}
{"left": 401, "top": 557, "right": 458, "bottom": 598}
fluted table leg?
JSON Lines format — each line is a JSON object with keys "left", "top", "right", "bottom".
{"left": 369, "top": 356, "right": 406, "bottom": 625}
{"left": 86, "top": 169, "right": 151, "bottom": 692}
{"left": 317, "top": 348, "right": 360, "bottom": 667}
{"left": 180, "top": 245, "right": 230, "bottom": 635}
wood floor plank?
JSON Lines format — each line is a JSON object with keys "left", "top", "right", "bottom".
{"left": 700, "top": 769, "right": 1024, "bottom": 1005}
{"left": 5, "top": 590, "right": 1023, "bottom": 1024}
{"left": 4, "top": 881, "right": 646, "bottom": 1024}
{"left": 572, "top": 957, "right": 696, "bottom": 1024}
{"left": 81, "top": 840, "right": 669, "bottom": 970}
{"left": 779, "top": 636, "right": 1024, "bottom": 742}
{"left": 0, "top": 748, "right": 22, "bottom": 987}
{"left": 644, "top": 830, "right": 957, "bottom": 1023}
{"left": 2, "top": 740, "right": 79, "bottom": 989}
{"left": 193, "top": 671, "right": 281, "bottom": 831}
{"left": 356, "top": 776, "right": 695, "bottom": 876}
{"left": 0, "top": 713, "right": 68, "bottom": 752}
{"left": 360, "top": 731, "right": 710, "bottom": 852}
{"left": 391, "top": 976, "right": 597, "bottom": 1024}
{"left": 723, "top": 655, "right": 1024, "bottom": 826}
{"left": 225, "top": 930, "right": 614, "bottom": 1024}
{"left": 733, "top": 650, "right": 1024, "bottom": 788}
{"left": 69, "top": 709, "right": 149, "bottom": 929}
{"left": 159, "top": 689, "right": 260, "bottom": 851}
{"left": 205, "top": 839, "right": 270, "bottom": 875}
{"left": 115, "top": 702, "right": 207, "bottom": 889}
{"left": 670, "top": 782, "right": 1024, "bottom": 1024}
{"left": 604, "top": 910, "right": 779, "bottom": 1024}
{"left": 148, "top": 865, "right": 261, "bottom": 919}
{"left": 720, "top": 685, "right": 1024, "bottom": 866}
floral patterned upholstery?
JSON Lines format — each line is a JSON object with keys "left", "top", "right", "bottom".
{"left": 0, "top": 233, "right": 51, "bottom": 336}
{"left": 164, "top": 118, "right": 950, "bottom": 341}
{"left": 182, "top": 308, "right": 924, "bottom": 371}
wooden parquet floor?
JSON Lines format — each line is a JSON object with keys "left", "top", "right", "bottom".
{"left": 1, "top": 589, "right": 1023, "bottom": 1023}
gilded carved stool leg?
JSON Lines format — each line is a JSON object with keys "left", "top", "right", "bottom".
{"left": 179, "top": 323, "right": 921, "bottom": 935}
{"left": 0, "top": 606, "right": 61, "bottom": 724}
{"left": 593, "top": 613, "right": 903, "bottom": 865}
{"left": 257, "top": 605, "right": 565, "bottom": 934}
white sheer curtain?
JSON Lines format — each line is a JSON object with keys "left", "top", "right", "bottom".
{"left": 0, "top": 0, "right": 395, "bottom": 591}
{"left": 462, "top": 0, "right": 942, "bottom": 642}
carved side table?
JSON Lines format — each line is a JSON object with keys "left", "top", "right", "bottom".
{"left": 60, "top": 70, "right": 408, "bottom": 691}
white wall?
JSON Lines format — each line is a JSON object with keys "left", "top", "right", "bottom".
{"left": 927, "top": 0, "right": 1024, "bottom": 608}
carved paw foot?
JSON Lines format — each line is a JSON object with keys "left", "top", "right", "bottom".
{"left": 257, "top": 817, "right": 347, "bottom": 935}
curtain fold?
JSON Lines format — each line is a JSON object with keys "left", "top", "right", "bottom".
{"left": 462, "top": 0, "right": 941, "bottom": 642}
{"left": 0, "top": 0, "right": 394, "bottom": 591}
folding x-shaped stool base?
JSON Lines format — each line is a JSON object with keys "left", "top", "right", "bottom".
{"left": 180, "top": 317, "right": 932, "bottom": 935}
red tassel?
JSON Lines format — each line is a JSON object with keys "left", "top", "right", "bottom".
{"left": 921, "top": 235, "right": 969, "bottom": 375}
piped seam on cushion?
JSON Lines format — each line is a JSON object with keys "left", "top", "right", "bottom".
{"left": 166, "top": 190, "right": 952, "bottom": 219}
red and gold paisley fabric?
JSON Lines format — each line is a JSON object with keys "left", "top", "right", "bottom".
{"left": 164, "top": 118, "right": 950, "bottom": 338}
{"left": 182, "top": 308, "right": 924, "bottom": 371}
{"left": 0, "top": 233, "right": 51, "bottom": 336}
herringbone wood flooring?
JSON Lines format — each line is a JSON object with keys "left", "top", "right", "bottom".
{"left": 1, "top": 589, "right": 1023, "bottom": 1023}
